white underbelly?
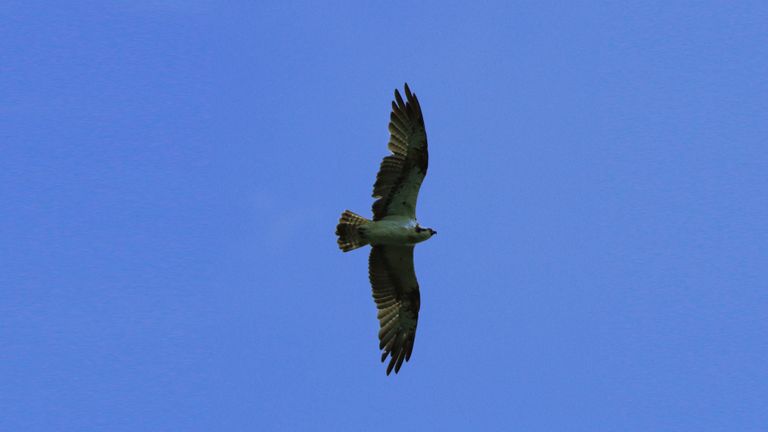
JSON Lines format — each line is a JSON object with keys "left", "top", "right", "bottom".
{"left": 365, "top": 220, "right": 418, "bottom": 245}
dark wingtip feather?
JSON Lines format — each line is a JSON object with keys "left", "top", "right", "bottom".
{"left": 394, "top": 88, "right": 405, "bottom": 109}
{"left": 386, "top": 355, "right": 397, "bottom": 375}
{"left": 404, "top": 83, "right": 413, "bottom": 100}
{"left": 394, "top": 350, "right": 406, "bottom": 373}
{"left": 405, "top": 338, "right": 414, "bottom": 361}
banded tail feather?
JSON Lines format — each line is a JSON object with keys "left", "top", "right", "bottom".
{"left": 335, "top": 210, "right": 371, "bottom": 252}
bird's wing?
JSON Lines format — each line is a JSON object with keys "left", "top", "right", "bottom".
{"left": 371, "top": 83, "right": 428, "bottom": 221}
{"left": 368, "top": 245, "right": 421, "bottom": 375}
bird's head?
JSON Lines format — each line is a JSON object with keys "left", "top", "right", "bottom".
{"left": 414, "top": 224, "right": 437, "bottom": 239}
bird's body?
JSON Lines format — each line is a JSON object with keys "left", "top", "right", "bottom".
{"left": 335, "top": 84, "right": 436, "bottom": 375}
{"left": 361, "top": 216, "right": 434, "bottom": 246}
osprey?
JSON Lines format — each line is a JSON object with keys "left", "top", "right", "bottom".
{"left": 335, "top": 84, "right": 436, "bottom": 375}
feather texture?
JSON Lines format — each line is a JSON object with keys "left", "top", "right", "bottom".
{"left": 371, "top": 83, "right": 428, "bottom": 220}
{"left": 368, "top": 245, "right": 420, "bottom": 375}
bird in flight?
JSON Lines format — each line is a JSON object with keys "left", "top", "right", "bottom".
{"left": 336, "top": 84, "right": 436, "bottom": 375}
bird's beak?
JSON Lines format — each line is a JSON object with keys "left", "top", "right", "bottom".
{"left": 431, "top": 229, "right": 437, "bottom": 235}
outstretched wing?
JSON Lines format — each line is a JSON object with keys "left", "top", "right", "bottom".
{"left": 368, "top": 245, "right": 421, "bottom": 375}
{"left": 372, "top": 84, "right": 428, "bottom": 221}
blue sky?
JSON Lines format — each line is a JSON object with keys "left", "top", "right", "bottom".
{"left": 2, "top": 1, "right": 767, "bottom": 430}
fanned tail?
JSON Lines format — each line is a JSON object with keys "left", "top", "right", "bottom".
{"left": 335, "top": 210, "right": 370, "bottom": 252}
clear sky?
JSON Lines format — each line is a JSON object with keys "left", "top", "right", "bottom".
{"left": 2, "top": 1, "right": 767, "bottom": 430}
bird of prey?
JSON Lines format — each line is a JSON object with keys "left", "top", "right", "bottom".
{"left": 335, "top": 84, "right": 436, "bottom": 375}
